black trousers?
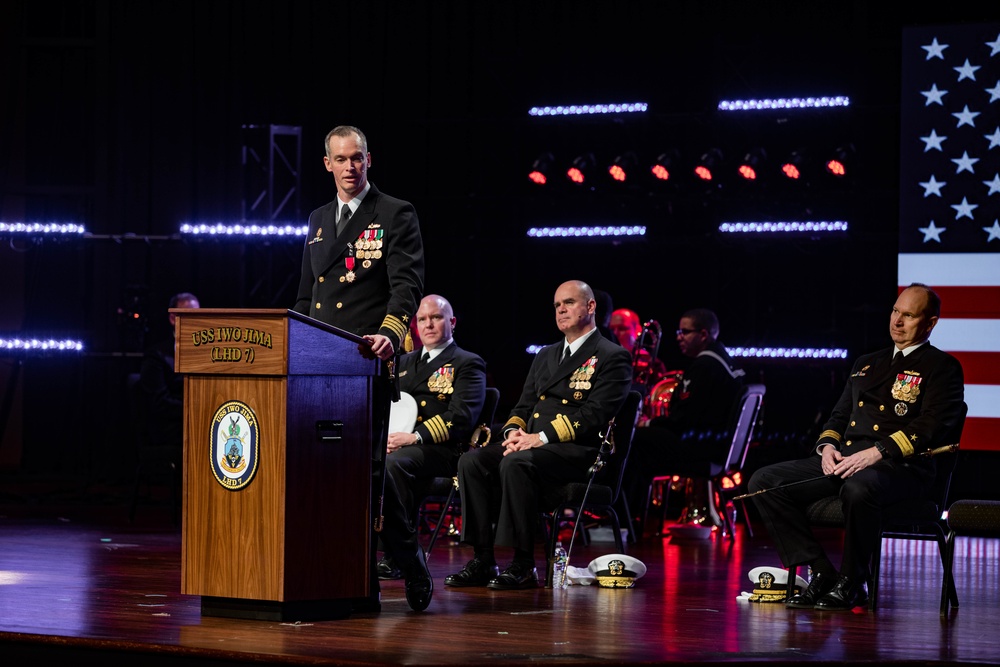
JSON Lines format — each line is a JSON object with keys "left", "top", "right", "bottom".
{"left": 748, "top": 454, "right": 929, "bottom": 580}
{"left": 379, "top": 442, "right": 459, "bottom": 569}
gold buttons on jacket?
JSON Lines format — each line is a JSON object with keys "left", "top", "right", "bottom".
{"left": 337, "top": 302, "right": 343, "bottom": 309}
{"left": 858, "top": 401, "right": 864, "bottom": 407}
{"left": 316, "top": 302, "right": 322, "bottom": 309}
{"left": 873, "top": 425, "right": 879, "bottom": 431}
{"left": 539, "top": 395, "right": 546, "bottom": 401}
{"left": 562, "top": 399, "right": 568, "bottom": 404}
{"left": 534, "top": 413, "right": 540, "bottom": 419}
{"left": 879, "top": 405, "right": 885, "bottom": 411}
{"left": 421, "top": 400, "right": 427, "bottom": 407}
{"left": 318, "top": 276, "right": 325, "bottom": 283}
{"left": 851, "top": 421, "right": 856, "bottom": 427}
{"left": 846, "top": 441, "right": 852, "bottom": 447}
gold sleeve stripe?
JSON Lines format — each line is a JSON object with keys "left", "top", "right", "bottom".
{"left": 818, "top": 430, "right": 842, "bottom": 443}
{"left": 381, "top": 314, "right": 408, "bottom": 341}
{"left": 551, "top": 415, "right": 576, "bottom": 442}
{"left": 425, "top": 415, "right": 449, "bottom": 444}
{"left": 890, "top": 431, "right": 913, "bottom": 457}
{"left": 505, "top": 417, "right": 527, "bottom": 431}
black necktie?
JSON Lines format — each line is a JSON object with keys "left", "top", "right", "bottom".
{"left": 337, "top": 203, "right": 352, "bottom": 237}
{"left": 891, "top": 352, "right": 904, "bottom": 370}
{"left": 560, "top": 347, "right": 571, "bottom": 365}
{"left": 419, "top": 352, "right": 430, "bottom": 368}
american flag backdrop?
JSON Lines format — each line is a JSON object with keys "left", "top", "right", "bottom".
{"left": 899, "top": 24, "right": 1000, "bottom": 452}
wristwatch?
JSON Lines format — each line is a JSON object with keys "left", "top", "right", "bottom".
{"left": 874, "top": 441, "right": 888, "bottom": 459}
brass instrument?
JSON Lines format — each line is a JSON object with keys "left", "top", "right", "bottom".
{"left": 631, "top": 319, "right": 662, "bottom": 390}
{"left": 630, "top": 319, "right": 684, "bottom": 420}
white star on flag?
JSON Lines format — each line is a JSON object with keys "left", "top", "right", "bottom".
{"left": 901, "top": 24, "right": 1000, "bottom": 452}
{"left": 919, "top": 220, "right": 947, "bottom": 242}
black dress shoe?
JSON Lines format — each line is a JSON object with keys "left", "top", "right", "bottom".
{"left": 444, "top": 557, "right": 500, "bottom": 587}
{"left": 377, "top": 555, "right": 403, "bottom": 580}
{"left": 786, "top": 571, "right": 838, "bottom": 609}
{"left": 814, "top": 575, "right": 869, "bottom": 611}
{"left": 399, "top": 551, "right": 433, "bottom": 612}
{"left": 487, "top": 561, "right": 539, "bottom": 590}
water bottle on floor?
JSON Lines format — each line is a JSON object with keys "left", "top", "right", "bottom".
{"left": 553, "top": 541, "right": 568, "bottom": 588}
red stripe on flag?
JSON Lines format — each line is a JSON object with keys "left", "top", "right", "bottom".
{"left": 896, "top": 285, "right": 1000, "bottom": 319}
{"left": 950, "top": 352, "right": 1000, "bottom": 385}
{"left": 958, "top": 417, "right": 999, "bottom": 453}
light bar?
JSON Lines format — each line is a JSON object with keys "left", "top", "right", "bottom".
{"left": 718, "top": 221, "right": 849, "bottom": 233}
{"left": 717, "top": 96, "right": 851, "bottom": 112}
{"left": 180, "top": 222, "right": 308, "bottom": 237}
{"left": 527, "top": 225, "right": 646, "bottom": 238}
{"left": 528, "top": 103, "right": 648, "bottom": 117}
{"left": 729, "top": 347, "right": 848, "bottom": 359}
{"left": 0, "top": 222, "right": 86, "bottom": 236}
{"left": 528, "top": 344, "right": 847, "bottom": 359}
{"left": 0, "top": 337, "right": 85, "bottom": 353}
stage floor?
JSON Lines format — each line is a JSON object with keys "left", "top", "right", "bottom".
{"left": 0, "top": 493, "right": 998, "bottom": 666}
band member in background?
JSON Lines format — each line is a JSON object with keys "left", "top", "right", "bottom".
{"left": 444, "top": 280, "right": 631, "bottom": 590}
{"left": 622, "top": 308, "right": 745, "bottom": 527}
{"left": 378, "top": 294, "right": 486, "bottom": 611}
{"left": 749, "top": 283, "right": 965, "bottom": 610}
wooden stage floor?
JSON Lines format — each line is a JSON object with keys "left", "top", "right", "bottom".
{"left": 1, "top": 491, "right": 998, "bottom": 666}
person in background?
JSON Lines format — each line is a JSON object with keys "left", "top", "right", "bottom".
{"left": 136, "top": 292, "right": 200, "bottom": 452}
{"left": 622, "top": 308, "right": 745, "bottom": 528}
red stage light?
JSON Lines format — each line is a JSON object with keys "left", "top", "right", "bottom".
{"left": 609, "top": 164, "right": 627, "bottom": 182}
{"left": 826, "top": 159, "right": 846, "bottom": 176}
{"left": 567, "top": 167, "right": 586, "bottom": 184}
{"left": 528, "top": 170, "right": 547, "bottom": 185}
{"left": 781, "top": 163, "right": 801, "bottom": 179}
{"left": 694, "top": 165, "right": 713, "bottom": 180}
{"left": 738, "top": 165, "right": 757, "bottom": 180}
{"left": 651, "top": 164, "right": 670, "bottom": 180}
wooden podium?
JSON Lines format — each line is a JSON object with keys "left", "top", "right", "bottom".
{"left": 172, "top": 308, "right": 381, "bottom": 621}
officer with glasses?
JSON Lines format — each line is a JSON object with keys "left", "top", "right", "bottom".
{"left": 622, "top": 308, "right": 746, "bottom": 527}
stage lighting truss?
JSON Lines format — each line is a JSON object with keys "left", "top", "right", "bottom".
{"left": 528, "top": 152, "right": 555, "bottom": 185}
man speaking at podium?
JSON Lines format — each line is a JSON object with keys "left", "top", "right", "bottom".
{"left": 293, "top": 125, "right": 424, "bottom": 612}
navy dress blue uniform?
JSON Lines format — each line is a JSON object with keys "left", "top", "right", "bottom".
{"left": 292, "top": 182, "right": 424, "bottom": 352}
{"left": 380, "top": 343, "right": 487, "bottom": 566}
{"left": 749, "top": 343, "right": 965, "bottom": 581}
{"left": 292, "top": 181, "right": 424, "bottom": 611}
{"left": 457, "top": 332, "right": 632, "bottom": 557}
